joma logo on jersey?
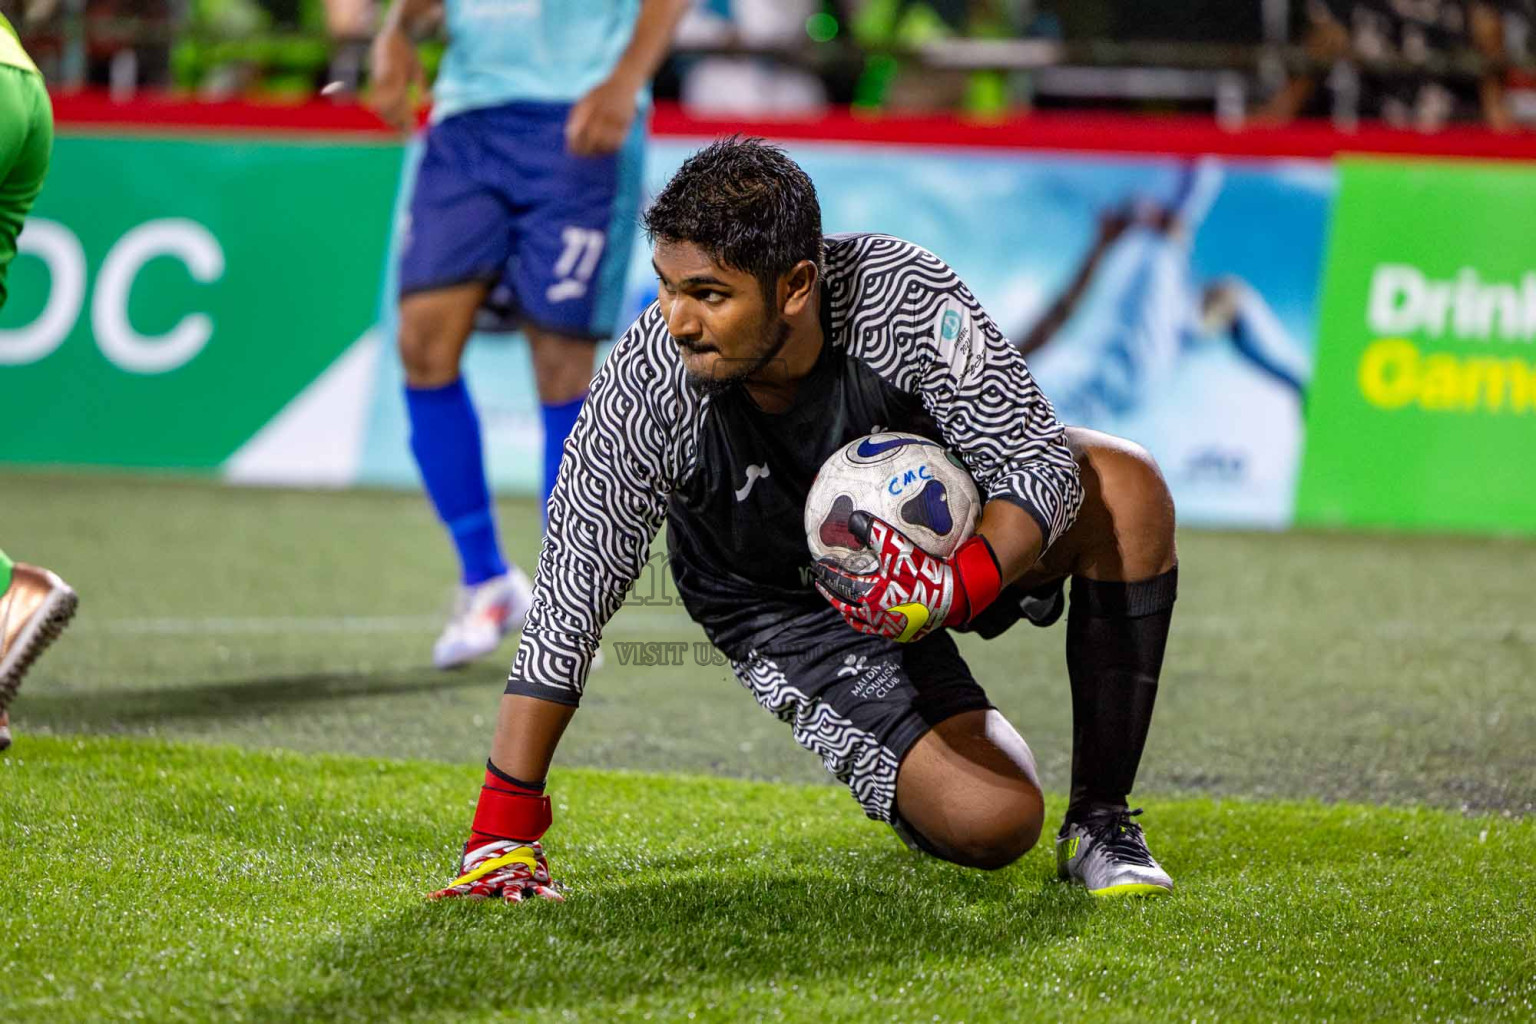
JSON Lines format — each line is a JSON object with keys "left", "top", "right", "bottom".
{"left": 734, "top": 463, "right": 770, "bottom": 501}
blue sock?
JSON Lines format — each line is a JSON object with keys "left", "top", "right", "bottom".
{"left": 406, "top": 379, "right": 508, "bottom": 586}
{"left": 540, "top": 393, "right": 586, "bottom": 520}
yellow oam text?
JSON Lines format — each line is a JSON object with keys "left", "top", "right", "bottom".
{"left": 1358, "top": 338, "right": 1536, "bottom": 413}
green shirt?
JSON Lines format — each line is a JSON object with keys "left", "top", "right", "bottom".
{"left": 0, "top": 14, "right": 40, "bottom": 75}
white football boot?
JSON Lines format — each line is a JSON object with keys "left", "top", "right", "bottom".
{"left": 1057, "top": 807, "right": 1174, "bottom": 897}
{"left": 432, "top": 568, "right": 533, "bottom": 670}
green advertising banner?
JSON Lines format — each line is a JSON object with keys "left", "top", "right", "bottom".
{"left": 9, "top": 126, "right": 1534, "bottom": 537}
{"left": 0, "top": 134, "right": 399, "bottom": 469}
{"left": 1298, "top": 158, "right": 1536, "bottom": 533}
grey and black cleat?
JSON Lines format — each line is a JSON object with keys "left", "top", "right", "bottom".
{"left": 1057, "top": 807, "right": 1173, "bottom": 897}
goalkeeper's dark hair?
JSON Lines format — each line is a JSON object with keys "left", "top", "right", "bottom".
{"left": 643, "top": 136, "right": 823, "bottom": 300}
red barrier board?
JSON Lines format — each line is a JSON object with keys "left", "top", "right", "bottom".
{"left": 48, "top": 90, "right": 1536, "bottom": 162}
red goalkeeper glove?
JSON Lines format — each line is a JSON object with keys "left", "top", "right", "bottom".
{"left": 811, "top": 510, "right": 1003, "bottom": 643}
{"left": 431, "top": 839, "right": 562, "bottom": 903}
{"left": 429, "top": 764, "right": 563, "bottom": 902}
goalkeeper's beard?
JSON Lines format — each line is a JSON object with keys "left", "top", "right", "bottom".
{"left": 684, "top": 316, "right": 792, "bottom": 397}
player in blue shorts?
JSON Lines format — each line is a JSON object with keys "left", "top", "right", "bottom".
{"left": 369, "top": 0, "right": 689, "bottom": 668}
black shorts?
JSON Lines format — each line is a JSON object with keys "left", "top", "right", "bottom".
{"left": 729, "top": 611, "right": 992, "bottom": 822}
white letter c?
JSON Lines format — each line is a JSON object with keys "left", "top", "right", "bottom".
{"left": 93, "top": 218, "right": 224, "bottom": 374}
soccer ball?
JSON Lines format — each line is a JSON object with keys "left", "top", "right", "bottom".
{"left": 804, "top": 432, "right": 980, "bottom": 573}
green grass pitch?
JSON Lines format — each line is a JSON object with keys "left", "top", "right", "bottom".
{"left": 2, "top": 470, "right": 1534, "bottom": 1022}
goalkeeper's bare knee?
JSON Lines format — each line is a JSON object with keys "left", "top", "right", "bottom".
{"left": 895, "top": 709, "right": 1044, "bottom": 870}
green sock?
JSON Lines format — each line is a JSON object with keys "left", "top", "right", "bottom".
{"left": 0, "top": 549, "right": 11, "bottom": 593}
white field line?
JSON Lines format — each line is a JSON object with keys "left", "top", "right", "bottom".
{"left": 83, "top": 615, "right": 443, "bottom": 636}
{"left": 72, "top": 612, "right": 1536, "bottom": 643}
{"left": 77, "top": 611, "right": 696, "bottom": 636}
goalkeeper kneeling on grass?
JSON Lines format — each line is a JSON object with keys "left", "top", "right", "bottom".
{"left": 432, "top": 138, "right": 1180, "bottom": 902}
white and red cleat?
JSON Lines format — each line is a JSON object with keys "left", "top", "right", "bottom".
{"left": 431, "top": 568, "right": 533, "bottom": 670}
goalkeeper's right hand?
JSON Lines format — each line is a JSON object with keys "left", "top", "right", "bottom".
{"left": 430, "top": 839, "right": 563, "bottom": 903}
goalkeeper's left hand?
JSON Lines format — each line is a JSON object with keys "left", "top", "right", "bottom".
{"left": 811, "top": 511, "right": 1003, "bottom": 643}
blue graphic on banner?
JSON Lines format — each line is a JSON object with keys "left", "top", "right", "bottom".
{"left": 361, "top": 138, "right": 1333, "bottom": 528}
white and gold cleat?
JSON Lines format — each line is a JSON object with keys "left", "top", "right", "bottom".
{"left": 0, "top": 562, "right": 79, "bottom": 752}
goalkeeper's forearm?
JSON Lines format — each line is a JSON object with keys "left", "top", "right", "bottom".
{"left": 437, "top": 698, "right": 574, "bottom": 900}
{"left": 976, "top": 499, "right": 1046, "bottom": 586}
{"left": 489, "top": 694, "right": 576, "bottom": 786}
{"left": 459, "top": 695, "right": 577, "bottom": 853}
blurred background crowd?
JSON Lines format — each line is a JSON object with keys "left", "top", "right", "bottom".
{"left": 7, "top": 0, "right": 1536, "bottom": 130}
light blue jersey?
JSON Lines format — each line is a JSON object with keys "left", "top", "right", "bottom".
{"left": 432, "top": 0, "right": 642, "bottom": 122}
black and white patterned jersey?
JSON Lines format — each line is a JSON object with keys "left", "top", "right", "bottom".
{"left": 507, "top": 233, "right": 1083, "bottom": 706}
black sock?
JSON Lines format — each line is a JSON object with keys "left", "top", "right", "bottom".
{"left": 485, "top": 759, "right": 545, "bottom": 792}
{"left": 1063, "top": 567, "right": 1177, "bottom": 825}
